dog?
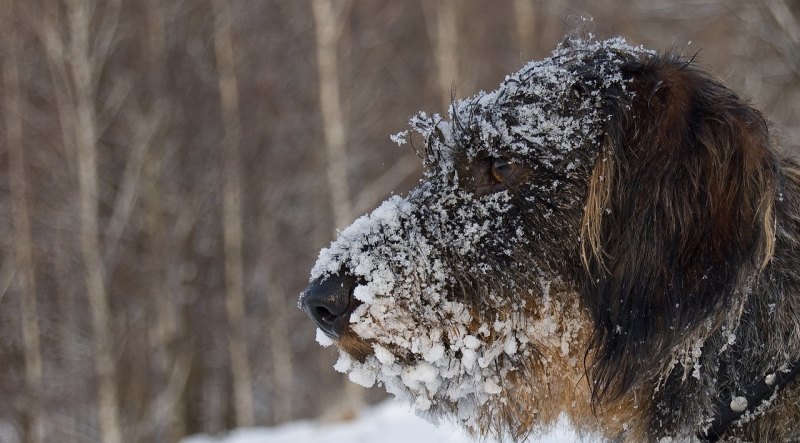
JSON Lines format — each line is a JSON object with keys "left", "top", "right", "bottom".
{"left": 299, "top": 37, "right": 800, "bottom": 442}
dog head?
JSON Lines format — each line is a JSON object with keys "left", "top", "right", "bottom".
{"left": 299, "top": 37, "right": 779, "bottom": 439}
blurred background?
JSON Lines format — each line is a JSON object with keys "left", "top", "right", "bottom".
{"left": 0, "top": 0, "right": 798, "bottom": 442}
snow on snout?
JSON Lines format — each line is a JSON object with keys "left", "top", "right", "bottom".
{"left": 306, "top": 37, "right": 647, "bottom": 433}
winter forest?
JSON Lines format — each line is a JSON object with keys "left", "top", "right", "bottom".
{"left": 0, "top": 0, "right": 798, "bottom": 442}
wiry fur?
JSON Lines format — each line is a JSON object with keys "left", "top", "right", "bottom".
{"left": 302, "top": 39, "right": 800, "bottom": 442}
{"left": 578, "top": 51, "right": 800, "bottom": 441}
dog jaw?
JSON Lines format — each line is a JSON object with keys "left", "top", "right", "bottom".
{"left": 303, "top": 35, "right": 800, "bottom": 442}
{"left": 305, "top": 37, "right": 648, "bottom": 439}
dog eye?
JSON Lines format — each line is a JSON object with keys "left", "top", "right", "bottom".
{"left": 490, "top": 157, "right": 516, "bottom": 183}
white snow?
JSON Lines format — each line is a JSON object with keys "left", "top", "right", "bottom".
{"left": 181, "top": 400, "right": 586, "bottom": 443}
{"left": 304, "top": 37, "right": 650, "bottom": 438}
{"left": 315, "top": 328, "right": 334, "bottom": 347}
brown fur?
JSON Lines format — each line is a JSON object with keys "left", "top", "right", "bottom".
{"left": 305, "top": 42, "right": 800, "bottom": 442}
{"left": 578, "top": 53, "right": 800, "bottom": 441}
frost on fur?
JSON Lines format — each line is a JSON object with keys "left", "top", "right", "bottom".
{"left": 306, "top": 38, "right": 644, "bottom": 434}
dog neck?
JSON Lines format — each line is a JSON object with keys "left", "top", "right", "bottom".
{"left": 513, "top": 285, "right": 647, "bottom": 440}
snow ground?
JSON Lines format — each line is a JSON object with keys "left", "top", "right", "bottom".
{"left": 182, "top": 400, "right": 584, "bottom": 443}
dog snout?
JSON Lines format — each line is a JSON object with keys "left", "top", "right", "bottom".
{"left": 299, "top": 274, "right": 358, "bottom": 338}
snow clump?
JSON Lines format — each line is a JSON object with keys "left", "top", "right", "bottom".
{"left": 308, "top": 37, "right": 649, "bottom": 433}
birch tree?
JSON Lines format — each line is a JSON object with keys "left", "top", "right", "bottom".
{"left": 211, "top": 0, "right": 255, "bottom": 428}
{"left": 423, "top": 0, "right": 459, "bottom": 111}
{"left": 311, "top": 0, "right": 370, "bottom": 415}
{"left": 66, "top": 1, "right": 124, "bottom": 441}
{"left": 265, "top": 272, "right": 294, "bottom": 424}
{"left": 3, "top": 1, "right": 44, "bottom": 441}
{"left": 312, "top": 0, "right": 354, "bottom": 232}
{"left": 514, "top": 0, "right": 537, "bottom": 57}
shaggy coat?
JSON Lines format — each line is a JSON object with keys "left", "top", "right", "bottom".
{"left": 579, "top": 48, "right": 800, "bottom": 442}
{"left": 300, "top": 39, "right": 800, "bottom": 442}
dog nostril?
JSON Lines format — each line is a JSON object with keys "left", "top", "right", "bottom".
{"left": 314, "top": 306, "right": 336, "bottom": 323}
{"left": 299, "top": 274, "right": 359, "bottom": 338}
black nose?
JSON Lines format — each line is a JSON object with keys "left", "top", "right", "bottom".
{"left": 299, "top": 274, "right": 358, "bottom": 338}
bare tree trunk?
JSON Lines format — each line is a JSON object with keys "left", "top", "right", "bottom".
{"left": 311, "top": 0, "right": 367, "bottom": 417}
{"left": 66, "top": 1, "right": 123, "bottom": 442}
{"left": 265, "top": 278, "right": 294, "bottom": 424}
{"left": 423, "top": 0, "right": 459, "bottom": 111}
{"left": 132, "top": 2, "right": 191, "bottom": 440}
{"left": 40, "top": 1, "right": 78, "bottom": 178}
{"left": 140, "top": 127, "right": 192, "bottom": 443}
{"left": 312, "top": 0, "right": 353, "bottom": 232}
{"left": 3, "top": 2, "right": 44, "bottom": 441}
{"left": 211, "top": 0, "right": 255, "bottom": 428}
{"left": 514, "top": 0, "right": 537, "bottom": 57}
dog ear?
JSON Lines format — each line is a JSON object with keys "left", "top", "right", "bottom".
{"left": 579, "top": 55, "right": 779, "bottom": 402}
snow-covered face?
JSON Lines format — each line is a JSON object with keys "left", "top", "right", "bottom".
{"left": 302, "top": 38, "right": 647, "bottom": 433}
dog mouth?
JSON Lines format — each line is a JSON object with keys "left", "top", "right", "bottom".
{"left": 299, "top": 274, "right": 415, "bottom": 364}
{"left": 299, "top": 191, "right": 540, "bottom": 419}
{"left": 302, "top": 265, "right": 560, "bottom": 425}
{"left": 300, "top": 271, "right": 511, "bottom": 366}
{"left": 333, "top": 329, "right": 377, "bottom": 362}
